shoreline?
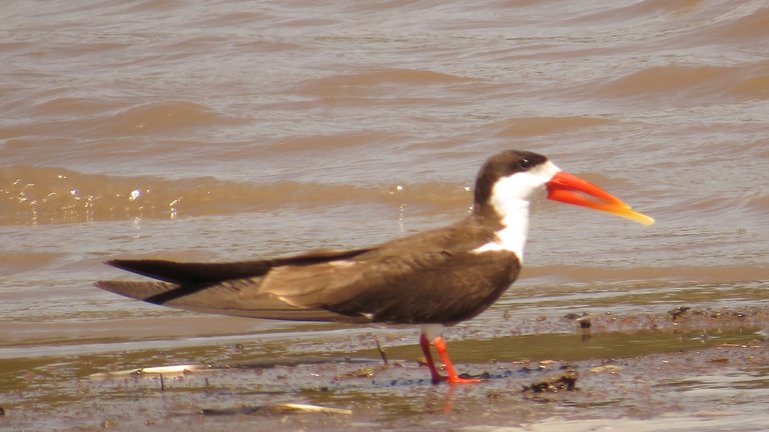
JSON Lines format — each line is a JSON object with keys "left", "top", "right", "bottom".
{"left": 1, "top": 305, "right": 767, "bottom": 431}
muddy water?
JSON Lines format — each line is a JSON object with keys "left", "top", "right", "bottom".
{"left": 2, "top": 1, "right": 769, "bottom": 430}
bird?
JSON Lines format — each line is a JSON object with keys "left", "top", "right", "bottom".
{"left": 96, "top": 150, "right": 654, "bottom": 384}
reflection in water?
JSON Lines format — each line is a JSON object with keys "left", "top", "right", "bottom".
{"left": 424, "top": 384, "right": 456, "bottom": 415}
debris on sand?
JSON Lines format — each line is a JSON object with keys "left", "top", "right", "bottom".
{"left": 89, "top": 364, "right": 207, "bottom": 380}
{"left": 335, "top": 365, "right": 389, "bottom": 380}
{"left": 590, "top": 364, "right": 623, "bottom": 374}
{"left": 201, "top": 403, "right": 352, "bottom": 416}
{"left": 668, "top": 306, "right": 691, "bottom": 321}
{"left": 522, "top": 368, "right": 578, "bottom": 393}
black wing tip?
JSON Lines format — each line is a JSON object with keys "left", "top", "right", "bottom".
{"left": 103, "top": 258, "right": 178, "bottom": 276}
{"left": 104, "top": 258, "right": 155, "bottom": 268}
{"left": 93, "top": 279, "right": 178, "bottom": 305}
{"left": 103, "top": 259, "right": 133, "bottom": 270}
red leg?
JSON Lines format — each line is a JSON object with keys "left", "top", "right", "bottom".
{"left": 420, "top": 333, "right": 444, "bottom": 384}
{"left": 420, "top": 333, "right": 482, "bottom": 384}
{"left": 433, "top": 336, "right": 482, "bottom": 384}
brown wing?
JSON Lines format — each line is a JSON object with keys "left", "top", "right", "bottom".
{"left": 96, "top": 217, "right": 519, "bottom": 325}
{"left": 95, "top": 248, "right": 375, "bottom": 323}
{"left": 256, "top": 246, "right": 519, "bottom": 325}
{"left": 247, "top": 220, "right": 520, "bottom": 324}
{"left": 95, "top": 278, "right": 362, "bottom": 322}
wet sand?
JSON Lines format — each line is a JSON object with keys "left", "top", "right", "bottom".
{"left": 2, "top": 305, "right": 766, "bottom": 432}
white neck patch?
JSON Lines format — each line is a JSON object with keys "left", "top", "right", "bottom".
{"left": 472, "top": 161, "right": 561, "bottom": 261}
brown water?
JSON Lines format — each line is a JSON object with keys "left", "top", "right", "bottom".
{"left": 2, "top": 1, "right": 769, "bottom": 430}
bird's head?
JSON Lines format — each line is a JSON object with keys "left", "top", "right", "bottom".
{"left": 473, "top": 150, "right": 654, "bottom": 226}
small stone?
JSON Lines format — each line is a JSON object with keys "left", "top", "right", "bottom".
{"left": 590, "top": 364, "right": 623, "bottom": 373}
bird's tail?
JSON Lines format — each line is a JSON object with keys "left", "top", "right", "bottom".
{"left": 94, "top": 278, "right": 241, "bottom": 309}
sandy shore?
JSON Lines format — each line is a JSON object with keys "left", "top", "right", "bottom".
{"left": 1, "top": 305, "right": 767, "bottom": 431}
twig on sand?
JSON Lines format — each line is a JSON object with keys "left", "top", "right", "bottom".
{"left": 374, "top": 336, "right": 388, "bottom": 365}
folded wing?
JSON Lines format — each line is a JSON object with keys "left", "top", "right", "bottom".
{"left": 96, "top": 221, "right": 517, "bottom": 325}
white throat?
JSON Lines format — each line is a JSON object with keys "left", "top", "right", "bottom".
{"left": 472, "top": 161, "right": 561, "bottom": 261}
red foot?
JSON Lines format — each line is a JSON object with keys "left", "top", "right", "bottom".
{"left": 420, "top": 333, "right": 484, "bottom": 385}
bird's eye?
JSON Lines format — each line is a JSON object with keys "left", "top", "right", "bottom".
{"left": 518, "top": 158, "right": 533, "bottom": 169}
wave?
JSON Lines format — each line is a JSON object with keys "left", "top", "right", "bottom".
{"left": 295, "top": 68, "right": 477, "bottom": 99}
{"left": 703, "top": 4, "right": 769, "bottom": 43}
{"left": 0, "top": 100, "right": 241, "bottom": 141}
{"left": 492, "top": 116, "right": 615, "bottom": 138}
{"left": 0, "top": 165, "right": 471, "bottom": 225}
{"left": 600, "top": 65, "right": 732, "bottom": 97}
{"left": 588, "top": 60, "right": 769, "bottom": 103}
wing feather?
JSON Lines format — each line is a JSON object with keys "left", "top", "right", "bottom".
{"left": 96, "top": 217, "right": 516, "bottom": 325}
{"left": 94, "top": 279, "right": 368, "bottom": 323}
{"left": 105, "top": 248, "right": 372, "bottom": 284}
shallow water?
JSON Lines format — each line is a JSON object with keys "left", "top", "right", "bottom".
{"left": 2, "top": 0, "right": 769, "bottom": 430}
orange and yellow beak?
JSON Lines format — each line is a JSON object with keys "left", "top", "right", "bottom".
{"left": 546, "top": 171, "right": 655, "bottom": 226}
